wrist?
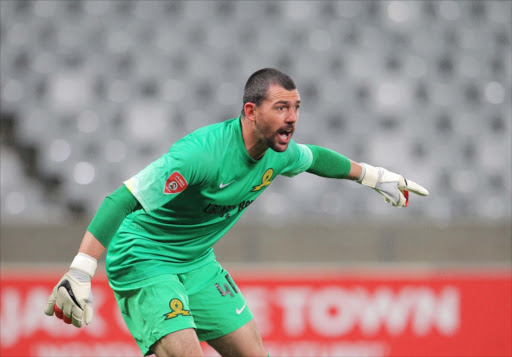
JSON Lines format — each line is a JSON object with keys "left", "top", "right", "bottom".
{"left": 357, "top": 163, "right": 366, "bottom": 182}
{"left": 70, "top": 252, "right": 97, "bottom": 277}
{"left": 358, "top": 163, "right": 380, "bottom": 188}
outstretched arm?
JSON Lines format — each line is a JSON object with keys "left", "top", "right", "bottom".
{"left": 305, "top": 144, "right": 429, "bottom": 207}
{"left": 305, "top": 144, "right": 357, "bottom": 179}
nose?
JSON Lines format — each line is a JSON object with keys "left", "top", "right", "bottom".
{"left": 286, "top": 109, "right": 298, "bottom": 123}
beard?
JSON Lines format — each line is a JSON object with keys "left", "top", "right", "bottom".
{"left": 255, "top": 119, "right": 294, "bottom": 153}
{"left": 263, "top": 134, "right": 283, "bottom": 152}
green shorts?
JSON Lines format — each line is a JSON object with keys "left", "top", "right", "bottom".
{"left": 111, "top": 260, "right": 253, "bottom": 356}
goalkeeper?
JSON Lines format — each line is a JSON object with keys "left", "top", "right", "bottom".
{"left": 44, "top": 68, "right": 428, "bottom": 357}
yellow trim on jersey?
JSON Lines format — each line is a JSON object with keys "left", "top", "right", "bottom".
{"left": 124, "top": 178, "right": 134, "bottom": 193}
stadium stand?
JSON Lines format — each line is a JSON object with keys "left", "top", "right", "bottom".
{"left": 1, "top": 0, "right": 510, "bottom": 224}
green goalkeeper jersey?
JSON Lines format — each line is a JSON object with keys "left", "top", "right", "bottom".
{"left": 106, "top": 117, "right": 313, "bottom": 287}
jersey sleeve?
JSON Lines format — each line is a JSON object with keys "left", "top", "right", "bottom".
{"left": 280, "top": 141, "right": 314, "bottom": 177}
{"left": 123, "top": 138, "right": 207, "bottom": 212}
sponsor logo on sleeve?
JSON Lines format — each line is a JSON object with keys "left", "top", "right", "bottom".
{"left": 164, "top": 172, "right": 188, "bottom": 194}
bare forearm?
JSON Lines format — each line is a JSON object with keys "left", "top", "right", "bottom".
{"left": 346, "top": 160, "right": 363, "bottom": 181}
{"left": 78, "top": 231, "right": 106, "bottom": 260}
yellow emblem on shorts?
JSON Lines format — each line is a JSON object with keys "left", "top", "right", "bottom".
{"left": 163, "top": 298, "right": 191, "bottom": 320}
{"left": 252, "top": 168, "right": 274, "bottom": 192}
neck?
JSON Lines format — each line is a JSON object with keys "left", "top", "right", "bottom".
{"left": 240, "top": 117, "right": 267, "bottom": 160}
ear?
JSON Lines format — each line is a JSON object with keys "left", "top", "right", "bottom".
{"left": 243, "top": 102, "right": 257, "bottom": 122}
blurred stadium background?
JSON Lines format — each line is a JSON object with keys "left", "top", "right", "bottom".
{"left": 1, "top": 1, "right": 511, "bottom": 356}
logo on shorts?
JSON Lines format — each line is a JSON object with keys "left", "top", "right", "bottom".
{"left": 236, "top": 302, "right": 247, "bottom": 315}
{"left": 164, "top": 172, "right": 188, "bottom": 194}
{"left": 163, "top": 298, "right": 191, "bottom": 320}
{"left": 252, "top": 168, "right": 274, "bottom": 192}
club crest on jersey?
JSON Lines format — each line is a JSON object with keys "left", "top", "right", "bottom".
{"left": 163, "top": 298, "right": 191, "bottom": 320}
{"left": 164, "top": 171, "right": 188, "bottom": 194}
{"left": 252, "top": 168, "right": 274, "bottom": 192}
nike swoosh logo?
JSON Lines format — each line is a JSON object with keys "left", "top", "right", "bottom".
{"left": 219, "top": 180, "right": 235, "bottom": 189}
{"left": 236, "top": 302, "right": 247, "bottom": 315}
{"left": 57, "top": 280, "right": 81, "bottom": 307}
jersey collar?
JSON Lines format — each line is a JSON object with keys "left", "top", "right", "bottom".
{"left": 235, "top": 116, "right": 261, "bottom": 165}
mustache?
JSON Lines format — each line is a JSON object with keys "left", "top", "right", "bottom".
{"left": 278, "top": 125, "right": 295, "bottom": 132}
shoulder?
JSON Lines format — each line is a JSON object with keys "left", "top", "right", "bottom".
{"left": 281, "top": 139, "right": 306, "bottom": 157}
{"left": 267, "top": 140, "right": 313, "bottom": 177}
{"left": 166, "top": 118, "right": 238, "bottom": 179}
{"left": 172, "top": 118, "right": 237, "bottom": 154}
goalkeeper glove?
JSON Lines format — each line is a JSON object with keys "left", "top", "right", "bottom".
{"left": 44, "top": 252, "right": 97, "bottom": 328}
{"left": 358, "top": 163, "right": 429, "bottom": 207}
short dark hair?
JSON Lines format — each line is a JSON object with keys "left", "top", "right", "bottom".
{"left": 241, "top": 68, "right": 296, "bottom": 117}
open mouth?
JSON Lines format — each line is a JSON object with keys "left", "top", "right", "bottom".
{"left": 277, "top": 128, "right": 293, "bottom": 144}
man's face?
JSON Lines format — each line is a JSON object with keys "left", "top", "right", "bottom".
{"left": 253, "top": 85, "right": 301, "bottom": 153}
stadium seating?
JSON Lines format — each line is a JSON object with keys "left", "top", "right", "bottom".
{"left": 1, "top": 0, "right": 510, "bottom": 223}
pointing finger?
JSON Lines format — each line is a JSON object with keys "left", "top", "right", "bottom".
{"left": 401, "top": 178, "right": 429, "bottom": 196}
